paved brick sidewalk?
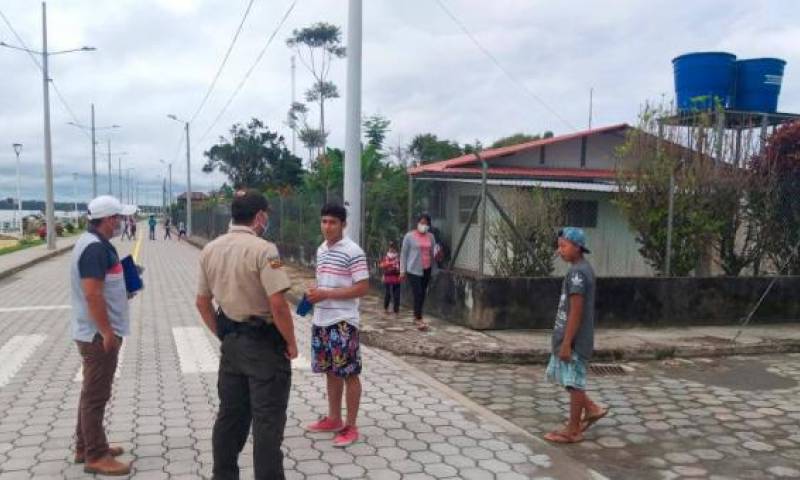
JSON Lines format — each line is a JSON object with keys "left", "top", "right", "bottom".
{"left": 0, "top": 235, "right": 80, "bottom": 282}
{"left": 0, "top": 235, "right": 596, "bottom": 479}
{"left": 279, "top": 262, "right": 800, "bottom": 364}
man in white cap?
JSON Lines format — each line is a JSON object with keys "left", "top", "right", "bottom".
{"left": 70, "top": 195, "right": 137, "bottom": 476}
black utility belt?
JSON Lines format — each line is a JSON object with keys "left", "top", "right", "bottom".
{"left": 216, "top": 309, "right": 279, "bottom": 341}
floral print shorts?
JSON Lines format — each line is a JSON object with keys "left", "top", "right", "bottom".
{"left": 311, "top": 321, "right": 362, "bottom": 377}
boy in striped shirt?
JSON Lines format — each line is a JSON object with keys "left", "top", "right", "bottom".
{"left": 304, "top": 203, "right": 370, "bottom": 447}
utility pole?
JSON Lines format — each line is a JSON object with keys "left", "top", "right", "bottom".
{"left": 41, "top": 2, "right": 56, "bottom": 249}
{"left": 107, "top": 139, "right": 112, "bottom": 194}
{"left": 118, "top": 157, "right": 122, "bottom": 199}
{"left": 343, "top": 0, "right": 362, "bottom": 243}
{"left": 291, "top": 55, "right": 297, "bottom": 157}
{"left": 13, "top": 143, "right": 23, "bottom": 236}
{"left": 0, "top": 2, "right": 94, "bottom": 249}
{"left": 168, "top": 114, "right": 192, "bottom": 236}
{"left": 72, "top": 172, "right": 78, "bottom": 215}
{"left": 91, "top": 104, "right": 96, "bottom": 197}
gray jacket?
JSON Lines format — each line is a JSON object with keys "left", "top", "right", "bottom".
{"left": 400, "top": 231, "right": 436, "bottom": 276}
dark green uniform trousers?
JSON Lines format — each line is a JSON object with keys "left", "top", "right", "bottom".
{"left": 212, "top": 328, "right": 291, "bottom": 480}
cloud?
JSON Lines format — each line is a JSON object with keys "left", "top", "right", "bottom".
{"left": 0, "top": 0, "right": 798, "bottom": 204}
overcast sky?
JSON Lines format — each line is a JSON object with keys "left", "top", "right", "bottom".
{"left": 0, "top": 0, "right": 798, "bottom": 206}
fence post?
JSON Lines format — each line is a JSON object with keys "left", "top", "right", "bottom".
{"left": 478, "top": 153, "right": 488, "bottom": 277}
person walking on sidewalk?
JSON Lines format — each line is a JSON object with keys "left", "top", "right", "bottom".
{"left": 148, "top": 214, "right": 156, "bottom": 240}
{"left": 163, "top": 217, "right": 172, "bottom": 240}
{"left": 305, "top": 203, "right": 370, "bottom": 447}
{"left": 70, "top": 195, "right": 137, "bottom": 476}
{"left": 128, "top": 216, "right": 137, "bottom": 241}
{"left": 178, "top": 220, "right": 187, "bottom": 241}
{"left": 195, "top": 189, "right": 298, "bottom": 480}
{"left": 400, "top": 213, "right": 437, "bottom": 331}
{"left": 120, "top": 216, "right": 129, "bottom": 241}
{"left": 544, "top": 227, "right": 608, "bottom": 444}
{"left": 379, "top": 241, "right": 402, "bottom": 315}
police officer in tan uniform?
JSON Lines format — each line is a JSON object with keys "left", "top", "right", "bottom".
{"left": 195, "top": 189, "right": 298, "bottom": 480}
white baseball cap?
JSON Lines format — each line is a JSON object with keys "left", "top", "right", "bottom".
{"left": 87, "top": 195, "right": 137, "bottom": 220}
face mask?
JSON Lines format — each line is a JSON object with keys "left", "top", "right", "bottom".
{"left": 387, "top": 252, "right": 398, "bottom": 258}
{"left": 255, "top": 213, "right": 270, "bottom": 239}
{"left": 417, "top": 223, "right": 429, "bottom": 234}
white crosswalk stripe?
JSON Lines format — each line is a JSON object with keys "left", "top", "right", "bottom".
{"left": 173, "top": 327, "right": 219, "bottom": 373}
{"left": 0, "top": 335, "right": 47, "bottom": 387}
{"left": 0, "top": 305, "right": 71, "bottom": 314}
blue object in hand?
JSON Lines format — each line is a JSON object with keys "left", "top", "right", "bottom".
{"left": 296, "top": 294, "right": 313, "bottom": 317}
{"left": 121, "top": 255, "right": 143, "bottom": 293}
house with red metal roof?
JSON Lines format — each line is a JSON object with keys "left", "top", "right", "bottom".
{"left": 408, "top": 123, "right": 655, "bottom": 277}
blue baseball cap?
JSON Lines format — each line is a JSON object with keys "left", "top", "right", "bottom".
{"left": 559, "top": 227, "right": 591, "bottom": 254}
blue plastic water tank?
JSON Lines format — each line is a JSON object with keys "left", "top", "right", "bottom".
{"left": 673, "top": 52, "right": 736, "bottom": 111}
{"left": 733, "top": 58, "right": 786, "bottom": 113}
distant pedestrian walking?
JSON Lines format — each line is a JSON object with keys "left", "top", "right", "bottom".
{"left": 71, "top": 195, "right": 137, "bottom": 476}
{"left": 178, "top": 221, "right": 186, "bottom": 241}
{"left": 129, "top": 217, "right": 137, "bottom": 240}
{"left": 304, "top": 203, "right": 369, "bottom": 448}
{"left": 163, "top": 218, "right": 172, "bottom": 240}
{"left": 400, "top": 213, "right": 437, "bottom": 331}
{"left": 148, "top": 215, "right": 156, "bottom": 240}
{"left": 379, "top": 241, "right": 401, "bottom": 314}
{"left": 120, "top": 218, "right": 129, "bottom": 241}
{"left": 543, "top": 228, "right": 608, "bottom": 444}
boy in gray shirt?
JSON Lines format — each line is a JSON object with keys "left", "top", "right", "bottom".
{"left": 544, "top": 227, "right": 608, "bottom": 443}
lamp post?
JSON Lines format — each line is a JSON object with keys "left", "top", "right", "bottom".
{"left": 0, "top": 2, "right": 95, "bottom": 249}
{"left": 68, "top": 115, "right": 119, "bottom": 198}
{"left": 12, "top": 143, "right": 23, "bottom": 236}
{"left": 72, "top": 172, "right": 79, "bottom": 216}
{"left": 167, "top": 114, "right": 192, "bottom": 237}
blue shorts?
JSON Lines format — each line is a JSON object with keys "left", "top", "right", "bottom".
{"left": 545, "top": 352, "right": 587, "bottom": 390}
{"left": 311, "top": 321, "right": 362, "bottom": 377}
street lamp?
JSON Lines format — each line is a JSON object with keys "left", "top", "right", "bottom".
{"left": 167, "top": 114, "right": 192, "bottom": 237}
{"left": 72, "top": 172, "right": 79, "bottom": 216}
{"left": 68, "top": 116, "right": 119, "bottom": 198}
{"left": 0, "top": 2, "right": 96, "bottom": 250}
{"left": 12, "top": 143, "right": 23, "bottom": 236}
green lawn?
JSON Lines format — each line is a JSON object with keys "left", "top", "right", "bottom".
{"left": 0, "top": 238, "right": 46, "bottom": 256}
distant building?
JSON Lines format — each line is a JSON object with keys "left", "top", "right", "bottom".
{"left": 176, "top": 192, "right": 208, "bottom": 206}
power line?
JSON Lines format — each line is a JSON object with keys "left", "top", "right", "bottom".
{"left": 0, "top": 7, "right": 91, "bottom": 139}
{"left": 189, "top": 0, "right": 257, "bottom": 124}
{"left": 197, "top": 0, "right": 297, "bottom": 145}
{"left": 434, "top": 0, "right": 577, "bottom": 132}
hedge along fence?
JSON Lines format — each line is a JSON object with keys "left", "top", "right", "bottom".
{"left": 427, "top": 270, "right": 800, "bottom": 330}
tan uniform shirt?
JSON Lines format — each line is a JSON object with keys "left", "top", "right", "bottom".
{"left": 197, "top": 225, "right": 291, "bottom": 322}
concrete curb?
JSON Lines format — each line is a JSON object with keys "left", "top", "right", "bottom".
{"left": 0, "top": 243, "right": 75, "bottom": 282}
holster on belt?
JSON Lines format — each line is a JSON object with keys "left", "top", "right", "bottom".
{"left": 216, "top": 308, "right": 283, "bottom": 347}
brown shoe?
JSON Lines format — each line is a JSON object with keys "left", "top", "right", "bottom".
{"left": 75, "top": 445, "right": 124, "bottom": 464}
{"left": 83, "top": 454, "right": 130, "bottom": 476}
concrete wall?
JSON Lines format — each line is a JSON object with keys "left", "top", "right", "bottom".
{"left": 427, "top": 270, "right": 800, "bottom": 330}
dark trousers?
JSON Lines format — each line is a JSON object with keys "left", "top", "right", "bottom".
{"left": 164, "top": 228, "right": 172, "bottom": 240}
{"left": 75, "top": 334, "right": 121, "bottom": 462}
{"left": 383, "top": 283, "right": 401, "bottom": 313}
{"left": 213, "top": 329, "right": 291, "bottom": 480}
{"left": 149, "top": 227, "right": 155, "bottom": 240}
{"left": 407, "top": 268, "right": 432, "bottom": 320}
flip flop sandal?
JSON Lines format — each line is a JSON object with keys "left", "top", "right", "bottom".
{"left": 581, "top": 407, "right": 610, "bottom": 432}
{"left": 544, "top": 430, "right": 584, "bottom": 444}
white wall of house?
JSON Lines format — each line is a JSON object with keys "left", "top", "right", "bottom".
{"left": 435, "top": 182, "right": 654, "bottom": 277}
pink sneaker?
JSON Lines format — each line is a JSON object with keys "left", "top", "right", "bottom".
{"left": 305, "top": 417, "right": 344, "bottom": 433}
{"left": 333, "top": 426, "right": 359, "bottom": 447}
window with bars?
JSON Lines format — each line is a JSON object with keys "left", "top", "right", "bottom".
{"left": 564, "top": 200, "right": 598, "bottom": 228}
{"left": 458, "top": 195, "right": 479, "bottom": 224}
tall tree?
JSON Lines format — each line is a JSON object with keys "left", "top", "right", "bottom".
{"left": 287, "top": 23, "right": 346, "bottom": 149}
{"left": 408, "top": 133, "right": 464, "bottom": 165}
{"left": 363, "top": 114, "right": 391, "bottom": 150}
{"left": 202, "top": 118, "right": 303, "bottom": 193}
{"left": 491, "top": 131, "right": 554, "bottom": 149}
